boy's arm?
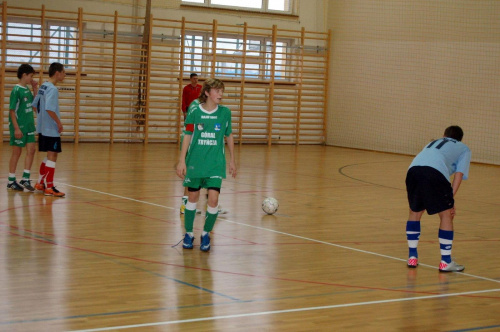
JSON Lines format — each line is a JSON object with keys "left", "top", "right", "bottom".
{"left": 31, "top": 80, "right": 39, "bottom": 96}
{"left": 226, "top": 133, "right": 237, "bottom": 178}
{"left": 9, "top": 109, "right": 23, "bottom": 139}
{"left": 176, "top": 133, "right": 192, "bottom": 178}
{"left": 46, "top": 110, "right": 63, "bottom": 133}
{"left": 452, "top": 172, "right": 464, "bottom": 197}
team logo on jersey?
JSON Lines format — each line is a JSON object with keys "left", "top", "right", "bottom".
{"left": 197, "top": 123, "right": 204, "bottom": 131}
{"left": 214, "top": 123, "right": 221, "bottom": 131}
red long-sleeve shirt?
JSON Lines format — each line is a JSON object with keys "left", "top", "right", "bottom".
{"left": 182, "top": 84, "right": 202, "bottom": 114}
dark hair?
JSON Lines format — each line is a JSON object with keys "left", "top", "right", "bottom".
{"left": 444, "top": 125, "right": 464, "bottom": 141}
{"left": 49, "top": 62, "right": 64, "bottom": 77}
{"left": 190, "top": 73, "right": 198, "bottom": 78}
{"left": 198, "top": 78, "right": 224, "bottom": 104}
{"left": 17, "top": 64, "right": 35, "bottom": 79}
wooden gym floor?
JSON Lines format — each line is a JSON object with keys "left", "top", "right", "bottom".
{"left": 0, "top": 142, "right": 499, "bottom": 331}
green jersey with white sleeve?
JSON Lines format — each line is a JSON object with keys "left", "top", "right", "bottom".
{"left": 183, "top": 103, "right": 232, "bottom": 179}
{"left": 9, "top": 84, "right": 35, "bottom": 134}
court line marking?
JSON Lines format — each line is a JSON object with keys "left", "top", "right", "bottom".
{"left": 58, "top": 182, "right": 500, "bottom": 285}
{"left": 69, "top": 288, "right": 500, "bottom": 332}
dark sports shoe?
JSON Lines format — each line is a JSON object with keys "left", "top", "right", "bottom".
{"left": 200, "top": 233, "right": 211, "bottom": 252}
{"left": 182, "top": 233, "right": 194, "bottom": 249}
{"left": 7, "top": 181, "right": 24, "bottom": 191}
{"left": 20, "top": 179, "right": 35, "bottom": 192}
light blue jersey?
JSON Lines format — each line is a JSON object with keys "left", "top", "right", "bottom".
{"left": 33, "top": 82, "right": 60, "bottom": 137}
{"left": 409, "top": 137, "right": 471, "bottom": 181}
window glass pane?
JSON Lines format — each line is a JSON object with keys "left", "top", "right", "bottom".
{"left": 211, "top": 0, "right": 262, "bottom": 9}
{"left": 49, "top": 26, "right": 77, "bottom": 68}
{"left": 244, "top": 63, "right": 260, "bottom": 78}
{"left": 216, "top": 38, "right": 241, "bottom": 54}
{"left": 268, "top": 0, "right": 289, "bottom": 11}
{"left": 184, "top": 35, "right": 204, "bottom": 74}
{"left": 265, "top": 40, "right": 287, "bottom": 79}
{"left": 247, "top": 40, "right": 260, "bottom": 56}
{"left": 6, "top": 23, "right": 42, "bottom": 65}
{"left": 274, "top": 41, "right": 287, "bottom": 79}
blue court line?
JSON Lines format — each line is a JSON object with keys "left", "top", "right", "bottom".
{"left": 18, "top": 229, "right": 240, "bottom": 301}
{"left": 0, "top": 300, "right": 238, "bottom": 326}
{"left": 448, "top": 325, "right": 500, "bottom": 332}
{"left": 0, "top": 286, "right": 371, "bottom": 326}
{"left": 2, "top": 271, "right": 493, "bottom": 327}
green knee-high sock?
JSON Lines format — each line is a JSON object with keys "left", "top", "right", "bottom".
{"left": 203, "top": 207, "right": 219, "bottom": 232}
{"left": 184, "top": 204, "right": 197, "bottom": 233}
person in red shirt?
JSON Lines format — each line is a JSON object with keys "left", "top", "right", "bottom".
{"left": 181, "top": 73, "right": 202, "bottom": 120}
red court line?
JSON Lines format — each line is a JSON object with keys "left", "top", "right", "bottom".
{"left": 7, "top": 229, "right": 500, "bottom": 300}
{"left": 0, "top": 200, "right": 258, "bottom": 245}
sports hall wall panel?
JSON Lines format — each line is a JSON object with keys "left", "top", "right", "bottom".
{"left": 0, "top": 0, "right": 329, "bottom": 144}
{"left": 326, "top": 1, "right": 500, "bottom": 165}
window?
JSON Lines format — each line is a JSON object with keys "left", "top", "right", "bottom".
{"left": 182, "top": 0, "right": 292, "bottom": 14}
{"left": 3, "top": 23, "right": 42, "bottom": 65}
{"left": 0, "top": 21, "right": 76, "bottom": 68}
{"left": 184, "top": 33, "right": 290, "bottom": 80}
{"left": 48, "top": 25, "right": 77, "bottom": 67}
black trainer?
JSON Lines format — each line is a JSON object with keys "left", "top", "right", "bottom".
{"left": 20, "top": 179, "right": 35, "bottom": 192}
{"left": 7, "top": 181, "right": 24, "bottom": 191}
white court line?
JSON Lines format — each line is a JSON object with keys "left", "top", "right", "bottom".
{"left": 60, "top": 183, "right": 176, "bottom": 210}
{"left": 69, "top": 288, "right": 500, "bottom": 332}
{"left": 60, "top": 182, "right": 500, "bottom": 285}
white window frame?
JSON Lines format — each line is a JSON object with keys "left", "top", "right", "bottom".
{"left": 181, "top": 0, "right": 294, "bottom": 15}
{"left": 0, "top": 19, "right": 77, "bottom": 68}
{"left": 183, "top": 31, "right": 292, "bottom": 80}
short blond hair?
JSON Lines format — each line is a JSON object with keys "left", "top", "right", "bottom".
{"left": 198, "top": 78, "right": 225, "bottom": 104}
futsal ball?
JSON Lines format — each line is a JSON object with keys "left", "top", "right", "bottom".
{"left": 262, "top": 197, "right": 279, "bottom": 215}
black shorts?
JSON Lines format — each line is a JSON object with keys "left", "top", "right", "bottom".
{"left": 406, "top": 166, "right": 454, "bottom": 215}
{"left": 38, "top": 134, "right": 62, "bottom": 153}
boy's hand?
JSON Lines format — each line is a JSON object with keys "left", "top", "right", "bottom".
{"left": 229, "top": 161, "right": 237, "bottom": 178}
{"left": 30, "top": 80, "right": 39, "bottom": 90}
{"left": 14, "top": 128, "right": 23, "bottom": 139}
{"left": 176, "top": 160, "right": 186, "bottom": 179}
{"left": 58, "top": 123, "right": 63, "bottom": 133}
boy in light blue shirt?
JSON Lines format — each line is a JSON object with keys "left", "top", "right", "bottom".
{"left": 405, "top": 126, "right": 471, "bottom": 272}
{"left": 32, "top": 62, "right": 66, "bottom": 197}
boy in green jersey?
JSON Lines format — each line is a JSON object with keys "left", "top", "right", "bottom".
{"left": 7, "top": 64, "right": 38, "bottom": 192}
{"left": 176, "top": 78, "right": 236, "bottom": 252}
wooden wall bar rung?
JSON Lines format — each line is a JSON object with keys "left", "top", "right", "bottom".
{"left": 1, "top": 1, "right": 329, "bottom": 145}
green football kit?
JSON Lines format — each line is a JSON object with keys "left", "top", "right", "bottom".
{"left": 182, "top": 103, "right": 232, "bottom": 189}
{"left": 9, "top": 84, "right": 36, "bottom": 146}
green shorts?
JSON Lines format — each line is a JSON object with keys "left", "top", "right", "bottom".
{"left": 183, "top": 176, "right": 222, "bottom": 190}
{"left": 10, "top": 130, "right": 36, "bottom": 147}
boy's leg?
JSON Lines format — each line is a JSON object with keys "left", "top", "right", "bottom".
{"left": 44, "top": 151, "right": 64, "bottom": 197}
{"left": 20, "top": 142, "right": 36, "bottom": 191}
{"left": 406, "top": 209, "right": 424, "bottom": 267}
{"left": 438, "top": 208, "right": 464, "bottom": 272}
{"left": 180, "top": 186, "right": 189, "bottom": 214}
{"left": 204, "top": 189, "right": 220, "bottom": 233}
{"left": 23, "top": 142, "right": 36, "bottom": 177}
{"left": 9, "top": 146, "right": 22, "bottom": 175}
{"left": 7, "top": 146, "right": 23, "bottom": 191}
{"left": 200, "top": 184, "right": 221, "bottom": 252}
{"left": 183, "top": 187, "right": 200, "bottom": 249}
{"left": 35, "top": 157, "right": 48, "bottom": 191}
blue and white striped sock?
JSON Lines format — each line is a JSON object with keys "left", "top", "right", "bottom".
{"left": 406, "top": 221, "right": 421, "bottom": 258}
{"left": 439, "top": 229, "right": 453, "bottom": 264}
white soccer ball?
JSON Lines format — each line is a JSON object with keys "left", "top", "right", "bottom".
{"left": 262, "top": 197, "right": 279, "bottom": 215}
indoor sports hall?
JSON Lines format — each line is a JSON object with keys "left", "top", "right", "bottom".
{"left": 1, "top": 1, "right": 499, "bottom": 331}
